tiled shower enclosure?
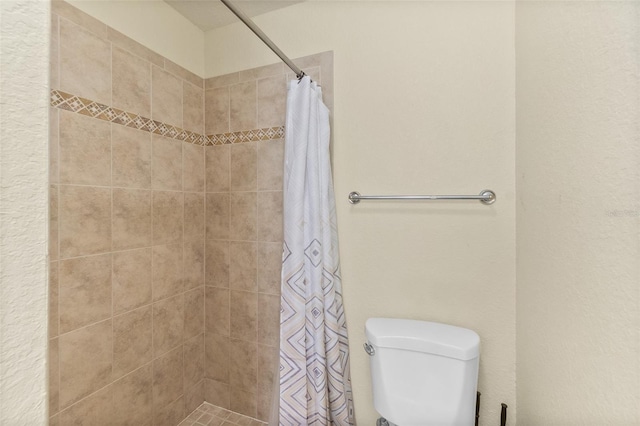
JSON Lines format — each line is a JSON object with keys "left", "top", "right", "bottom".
{"left": 47, "top": 1, "right": 333, "bottom": 424}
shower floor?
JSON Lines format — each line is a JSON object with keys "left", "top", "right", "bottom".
{"left": 179, "top": 402, "right": 267, "bottom": 426}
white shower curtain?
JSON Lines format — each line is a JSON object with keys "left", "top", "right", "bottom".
{"left": 278, "top": 76, "right": 355, "bottom": 426}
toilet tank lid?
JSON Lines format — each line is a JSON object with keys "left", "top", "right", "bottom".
{"left": 365, "top": 318, "right": 480, "bottom": 360}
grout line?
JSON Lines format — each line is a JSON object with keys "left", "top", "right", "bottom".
{"left": 55, "top": 95, "right": 62, "bottom": 417}
{"left": 57, "top": 182, "right": 181, "bottom": 192}
{"left": 109, "top": 41, "right": 113, "bottom": 107}
{"left": 57, "top": 361, "right": 148, "bottom": 416}
{"left": 55, "top": 281, "right": 190, "bottom": 340}
{"left": 55, "top": 14, "right": 60, "bottom": 92}
{"left": 109, "top": 114, "right": 115, "bottom": 393}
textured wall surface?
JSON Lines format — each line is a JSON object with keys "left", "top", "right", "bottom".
{"left": 516, "top": 2, "right": 640, "bottom": 424}
{"left": 0, "top": 0, "right": 50, "bottom": 423}
{"left": 206, "top": 3, "right": 517, "bottom": 425}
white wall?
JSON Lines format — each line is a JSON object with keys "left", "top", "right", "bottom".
{"left": 516, "top": 1, "right": 640, "bottom": 424}
{"left": 66, "top": 0, "right": 205, "bottom": 76}
{"left": 206, "top": 3, "right": 517, "bottom": 425}
{"left": 0, "top": 0, "right": 50, "bottom": 423}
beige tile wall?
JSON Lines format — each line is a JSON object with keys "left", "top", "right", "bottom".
{"left": 49, "top": 2, "right": 333, "bottom": 424}
{"left": 202, "top": 56, "right": 330, "bottom": 421}
{"left": 49, "top": 2, "right": 205, "bottom": 425}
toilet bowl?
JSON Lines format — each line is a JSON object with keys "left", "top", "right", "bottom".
{"left": 365, "top": 318, "right": 480, "bottom": 426}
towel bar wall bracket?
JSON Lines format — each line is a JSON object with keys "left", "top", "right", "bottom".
{"left": 347, "top": 190, "right": 496, "bottom": 205}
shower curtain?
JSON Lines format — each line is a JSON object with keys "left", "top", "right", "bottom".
{"left": 277, "top": 76, "right": 355, "bottom": 426}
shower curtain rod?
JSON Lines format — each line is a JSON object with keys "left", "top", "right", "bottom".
{"left": 220, "top": 0, "right": 306, "bottom": 79}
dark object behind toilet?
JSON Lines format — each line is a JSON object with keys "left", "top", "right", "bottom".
{"left": 500, "top": 403, "right": 508, "bottom": 426}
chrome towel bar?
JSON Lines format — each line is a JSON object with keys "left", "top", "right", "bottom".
{"left": 348, "top": 190, "right": 496, "bottom": 205}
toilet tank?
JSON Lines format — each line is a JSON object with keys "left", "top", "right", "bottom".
{"left": 365, "top": 318, "right": 480, "bottom": 426}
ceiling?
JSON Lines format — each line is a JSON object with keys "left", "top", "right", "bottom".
{"left": 165, "top": 0, "right": 302, "bottom": 31}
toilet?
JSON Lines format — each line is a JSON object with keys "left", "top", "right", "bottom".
{"left": 365, "top": 318, "right": 480, "bottom": 426}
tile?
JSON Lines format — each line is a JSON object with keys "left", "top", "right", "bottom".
{"left": 230, "top": 193, "right": 257, "bottom": 241}
{"left": 226, "top": 412, "right": 245, "bottom": 424}
{"left": 52, "top": 1, "right": 107, "bottom": 38}
{"left": 154, "top": 396, "right": 185, "bottom": 426}
{"left": 59, "top": 253, "right": 111, "bottom": 333}
{"left": 205, "top": 72, "right": 239, "bottom": 90}
{"left": 112, "top": 188, "right": 152, "bottom": 250}
{"left": 153, "top": 294, "right": 184, "bottom": 356}
{"left": 59, "top": 185, "right": 111, "bottom": 258}
{"left": 257, "top": 293, "right": 280, "bottom": 346}
{"left": 112, "top": 125, "right": 152, "bottom": 189}
{"left": 202, "top": 403, "right": 227, "bottom": 416}
{"left": 59, "top": 110, "right": 111, "bottom": 186}
{"left": 49, "top": 185, "right": 59, "bottom": 261}
{"left": 257, "top": 192, "right": 282, "bottom": 242}
{"left": 113, "top": 248, "right": 152, "bottom": 315}
{"left": 184, "top": 193, "right": 205, "bottom": 241}
{"left": 152, "top": 135, "right": 183, "bottom": 191}
{"left": 59, "top": 18, "right": 111, "bottom": 105}
{"left": 184, "top": 239, "right": 205, "bottom": 290}
{"left": 184, "top": 380, "right": 205, "bottom": 419}
{"left": 153, "top": 346, "right": 183, "bottom": 410}
{"left": 184, "top": 288, "right": 204, "bottom": 340}
{"left": 112, "top": 46, "right": 151, "bottom": 117}
{"left": 49, "top": 262, "right": 59, "bottom": 338}
{"left": 204, "top": 332, "right": 229, "bottom": 383}
{"left": 229, "top": 339, "right": 257, "bottom": 393}
{"left": 230, "top": 143, "right": 257, "bottom": 191}
{"left": 182, "top": 408, "right": 203, "bottom": 423}
{"left": 50, "top": 14, "right": 59, "bottom": 88}
{"left": 205, "top": 240, "right": 229, "bottom": 288}
{"left": 229, "top": 81, "right": 257, "bottom": 132}
{"left": 257, "top": 75, "right": 286, "bottom": 128}
{"left": 205, "top": 145, "right": 230, "bottom": 192}
{"left": 257, "top": 345, "right": 279, "bottom": 421}
{"left": 165, "top": 59, "right": 204, "bottom": 88}
{"left": 229, "top": 242, "right": 257, "bottom": 292}
{"left": 184, "top": 334, "right": 204, "bottom": 390}
{"left": 236, "top": 414, "right": 258, "bottom": 426}
{"left": 107, "top": 27, "right": 164, "bottom": 68}
{"left": 257, "top": 243, "right": 282, "bottom": 295}
{"left": 230, "top": 388, "right": 256, "bottom": 419}
{"left": 184, "top": 143, "right": 205, "bottom": 192}
{"left": 49, "top": 107, "right": 59, "bottom": 183}
{"left": 183, "top": 81, "right": 204, "bottom": 134}
{"left": 230, "top": 291, "right": 257, "bottom": 342}
{"left": 206, "top": 193, "right": 230, "bottom": 240}
{"left": 112, "top": 364, "right": 153, "bottom": 426}
{"left": 152, "top": 243, "right": 183, "bottom": 301}
{"left": 205, "top": 288, "right": 229, "bottom": 336}
{"left": 59, "top": 385, "right": 113, "bottom": 425}
{"left": 153, "top": 191, "right": 183, "bottom": 245}
{"left": 239, "top": 63, "right": 284, "bottom": 83}
{"left": 113, "top": 306, "right": 152, "bottom": 379}
{"left": 152, "top": 65, "right": 183, "bottom": 127}
{"left": 59, "top": 319, "right": 112, "bottom": 408}
{"left": 49, "top": 338, "right": 59, "bottom": 415}
{"left": 205, "top": 87, "right": 229, "bottom": 135}
{"left": 257, "top": 139, "right": 284, "bottom": 191}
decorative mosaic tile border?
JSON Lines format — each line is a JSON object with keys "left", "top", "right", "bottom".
{"left": 50, "top": 89, "right": 285, "bottom": 146}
